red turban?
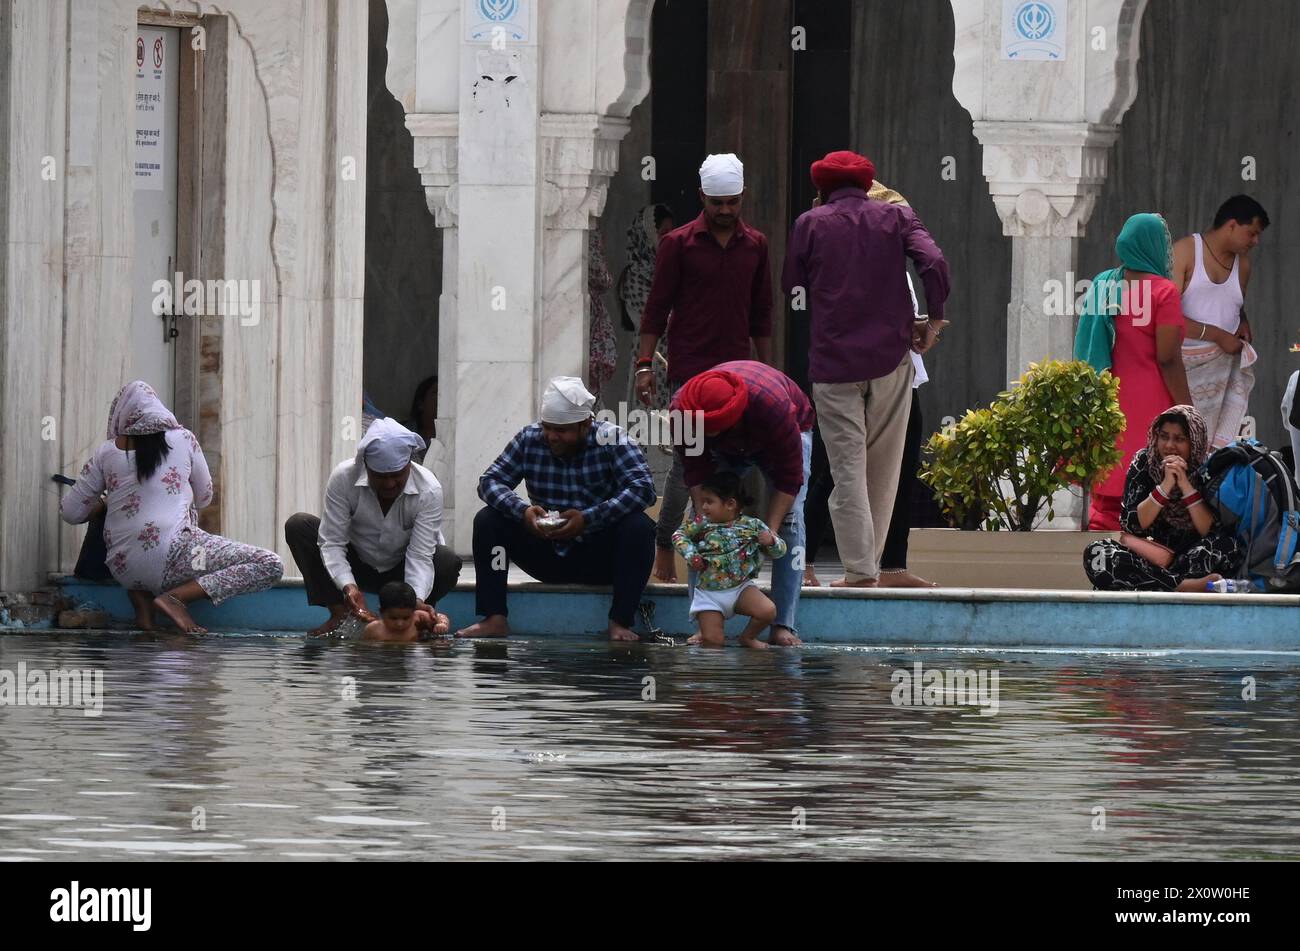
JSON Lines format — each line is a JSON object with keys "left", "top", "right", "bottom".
{"left": 677, "top": 370, "right": 749, "bottom": 435}
{"left": 810, "top": 150, "right": 876, "bottom": 193}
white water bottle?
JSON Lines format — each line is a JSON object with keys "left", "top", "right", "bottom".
{"left": 1206, "top": 579, "right": 1255, "bottom": 593}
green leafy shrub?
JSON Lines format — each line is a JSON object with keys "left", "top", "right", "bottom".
{"left": 920, "top": 360, "right": 1125, "bottom": 531}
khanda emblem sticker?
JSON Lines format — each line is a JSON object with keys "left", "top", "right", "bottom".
{"left": 1015, "top": 2, "right": 1054, "bottom": 40}
{"left": 1006, "top": 0, "right": 1063, "bottom": 59}
{"left": 470, "top": 0, "right": 526, "bottom": 41}
{"left": 479, "top": 0, "right": 519, "bottom": 22}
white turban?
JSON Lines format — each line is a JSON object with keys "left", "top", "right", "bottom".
{"left": 357, "top": 416, "right": 426, "bottom": 474}
{"left": 540, "top": 376, "right": 596, "bottom": 425}
{"left": 699, "top": 153, "right": 744, "bottom": 197}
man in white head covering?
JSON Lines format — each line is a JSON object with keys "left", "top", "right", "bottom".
{"left": 455, "top": 376, "right": 657, "bottom": 641}
{"left": 632, "top": 150, "right": 774, "bottom": 582}
{"left": 698, "top": 152, "right": 744, "bottom": 198}
{"left": 285, "top": 415, "right": 462, "bottom": 636}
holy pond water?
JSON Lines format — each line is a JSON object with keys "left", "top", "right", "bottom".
{"left": 1, "top": 632, "right": 1298, "bottom": 860}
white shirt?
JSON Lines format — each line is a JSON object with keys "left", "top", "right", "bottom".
{"left": 907, "top": 272, "right": 929, "bottom": 389}
{"left": 318, "top": 459, "right": 446, "bottom": 601}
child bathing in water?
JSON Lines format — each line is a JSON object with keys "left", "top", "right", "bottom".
{"left": 673, "top": 472, "right": 787, "bottom": 649}
{"left": 361, "top": 581, "right": 450, "bottom": 642}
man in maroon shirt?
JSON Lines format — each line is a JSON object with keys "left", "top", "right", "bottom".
{"left": 782, "top": 150, "right": 950, "bottom": 588}
{"left": 672, "top": 361, "right": 814, "bottom": 646}
{"left": 636, "top": 153, "right": 774, "bottom": 582}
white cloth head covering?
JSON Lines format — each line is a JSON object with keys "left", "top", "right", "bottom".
{"left": 356, "top": 416, "right": 426, "bottom": 474}
{"left": 106, "top": 380, "right": 180, "bottom": 438}
{"left": 540, "top": 376, "right": 596, "bottom": 425}
{"left": 699, "top": 153, "right": 744, "bottom": 197}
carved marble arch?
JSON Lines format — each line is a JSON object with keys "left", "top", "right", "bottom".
{"left": 605, "top": 0, "right": 655, "bottom": 119}
{"left": 1095, "top": 0, "right": 1149, "bottom": 127}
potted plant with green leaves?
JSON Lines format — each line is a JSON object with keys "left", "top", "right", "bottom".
{"left": 910, "top": 360, "right": 1126, "bottom": 588}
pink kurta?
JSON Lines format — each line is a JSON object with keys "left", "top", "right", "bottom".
{"left": 1090, "top": 275, "right": 1185, "bottom": 529}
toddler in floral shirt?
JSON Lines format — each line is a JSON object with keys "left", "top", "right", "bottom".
{"left": 673, "top": 472, "right": 787, "bottom": 649}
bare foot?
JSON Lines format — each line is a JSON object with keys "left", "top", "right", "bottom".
{"left": 739, "top": 636, "right": 769, "bottom": 650}
{"left": 768, "top": 626, "right": 802, "bottom": 647}
{"left": 608, "top": 620, "right": 640, "bottom": 642}
{"left": 309, "top": 608, "right": 350, "bottom": 637}
{"left": 652, "top": 548, "right": 678, "bottom": 583}
{"left": 877, "top": 570, "right": 939, "bottom": 589}
{"left": 152, "top": 593, "right": 207, "bottom": 634}
{"left": 686, "top": 631, "right": 725, "bottom": 647}
{"left": 802, "top": 567, "right": 821, "bottom": 587}
{"left": 1178, "top": 573, "right": 1223, "bottom": 593}
{"left": 127, "top": 590, "right": 157, "bottom": 630}
{"left": 455, "top": 615, "right": 510, "bottom": 638}
{"left": 830, "top": 578, "right": 878, "bottom": 588}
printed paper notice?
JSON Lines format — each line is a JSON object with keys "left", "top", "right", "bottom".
{"left": 135, "top": 29, "right": 166, "bottom": 190}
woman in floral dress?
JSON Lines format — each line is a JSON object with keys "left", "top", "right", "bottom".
{"left": 60, "top": 381, "right": 282, "bottom": 632}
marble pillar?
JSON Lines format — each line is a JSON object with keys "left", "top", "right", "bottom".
{"left": 389, "top": 0, "right": 654, "bottom": 553}
{"left": 951, "top": 0, "right": 1147, "bottom": 383}
{"left": 408, "top": 113, "right": 459, "bottom": 540}
{"left": 949, "top": 0, "right": 1148, "bottom": 528}
{"left": 976, "top": 121, "right": 1119, "bottom": 379}
{"left": 453, "top": 32, "right": 542, "bottom": 556}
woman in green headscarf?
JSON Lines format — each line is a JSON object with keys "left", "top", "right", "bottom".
{"left": 1075, "top": 213, "right": 1193, "bottom": 530}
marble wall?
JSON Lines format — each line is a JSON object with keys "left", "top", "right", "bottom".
{"left": 0, "top": 0, "right": 68, "bottom": 591}
{"left": 0, "top": 0, "right": 369, "bottom": 591}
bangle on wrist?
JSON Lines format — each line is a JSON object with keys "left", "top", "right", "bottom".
{"left": 635, "top": 358, "right": 653, "bottom": 368}
{"left": 1199, "top": 324, "right": 1207, "bottom": 340}
{"left": 1151, "top": 486, "right": 1169, "bottom": 507}
{"left": 635, "top": 367, "right": 653, "bottom": 376}
{"left": 1182, "top": 490, "right": 1203, "bottom": 507}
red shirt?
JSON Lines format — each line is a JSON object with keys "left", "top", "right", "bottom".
{"left": 671, "top": 360, "right": 815, "bottom": 496}
{"left": 640, "top": 213, "right": 773, "bottom": 383}
{"left": 1095, "top": 276, "right": 1185, "bottom": 503}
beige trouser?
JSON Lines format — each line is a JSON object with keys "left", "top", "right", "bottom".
{"left": 812, "top": 355, "right": 915, "bottom": 582}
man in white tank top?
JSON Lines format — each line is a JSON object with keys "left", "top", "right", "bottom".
{"left": 1172, "top": 195, "right": 1270, "bottom": 448}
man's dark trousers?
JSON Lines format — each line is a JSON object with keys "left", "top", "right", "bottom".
{"left": 284, "top": 512, "right": 462, "bottom": 606}
{"left": 471, "top": 506, "right": 655, "bottom": 627}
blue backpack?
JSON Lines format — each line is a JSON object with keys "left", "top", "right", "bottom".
{"left": 1198, "top": 439, "right": 1300, "bottom": 591}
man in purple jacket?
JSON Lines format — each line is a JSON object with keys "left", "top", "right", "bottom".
{"left": 782, "top": 150, "right": 950, "bottom": 587}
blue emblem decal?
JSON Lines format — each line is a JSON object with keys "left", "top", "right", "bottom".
{"left": 479, "top": 0, "right": 519, "bottom": 23}
{"left": 1014, "top": 2, "right": 1055, "bottom": 41}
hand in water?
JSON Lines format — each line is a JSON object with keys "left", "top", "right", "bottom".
{"left": 343, "top": 585, "right": 375, "bottom": 621}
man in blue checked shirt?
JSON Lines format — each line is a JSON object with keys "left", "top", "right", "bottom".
{"left": 455, "top": 377, "right": 656, "bottom": 641}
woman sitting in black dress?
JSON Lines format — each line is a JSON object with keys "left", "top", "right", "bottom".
{"left": 1084, "top": 405, "right": 1243, "bottom": 592}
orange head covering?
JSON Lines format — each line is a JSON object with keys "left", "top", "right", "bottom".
{"left": 810, "top": 150, "right": 876, "bottom": 193}
{"left": 677, "top": 370, "right": 749, "bottom": 435}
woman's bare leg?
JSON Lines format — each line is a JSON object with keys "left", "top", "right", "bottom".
{"left": 127, "top": 590, "right": 157, "bottom": 630}
{"left": 153, "top": 579, "right": 209, "bottom": 634}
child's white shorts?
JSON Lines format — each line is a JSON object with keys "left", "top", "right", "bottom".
{"left": 689, "top": 580, "right": 757, "bottom": 619}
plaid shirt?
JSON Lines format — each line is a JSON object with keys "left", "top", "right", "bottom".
{"left": 479, "top": 421, "right": 655, "bottom": 541}
{"left": 672, "top": 360, "right": 814, "bottom": 496}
